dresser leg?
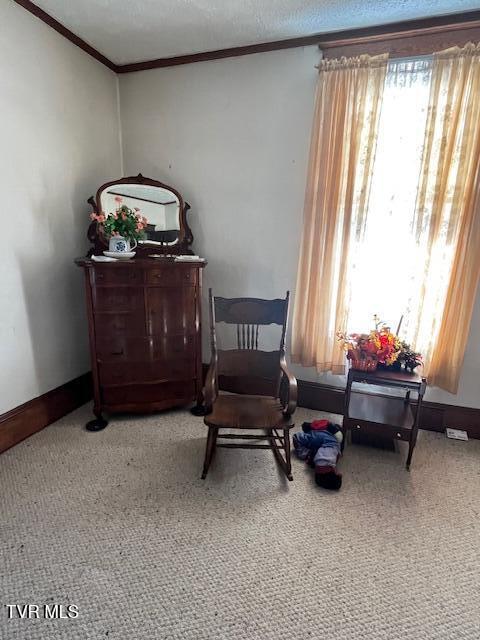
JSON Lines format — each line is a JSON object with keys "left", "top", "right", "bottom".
{"left": 190, "top": 390, "right": 208, "bottom": 416}
{"left": 86, "top": 411, "right": 108, "bottom": 432}
{"left": 191, "top": 403, "right": 208, "bottom": 416}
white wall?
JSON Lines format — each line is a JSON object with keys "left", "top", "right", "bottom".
{"left": 4, "top": 8, "right": 476, "bottom": 414}
{"left": 0, "top": 1, "right": 122, "bottom": 414}
{"left": 119, "top": 46, "right": 480, "bottom": 409}
{"left": 119, "top": 46, "right": 317, "bottom": 361}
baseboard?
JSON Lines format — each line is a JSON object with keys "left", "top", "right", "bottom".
{"left": 5, "top": 369, "right": 473, "bottom": 454}
{"left": 0, "top": 373, "right": 93, "bottom": 454}
{"left": 201, "top": 364, "right": 480, "bottom": 439}
{"left": 297, "top": 379, "right": 480, "bottom": 439}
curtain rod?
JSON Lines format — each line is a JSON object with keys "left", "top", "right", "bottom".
{"left": 315, "top": 52, "right": 433, "bottom": 68}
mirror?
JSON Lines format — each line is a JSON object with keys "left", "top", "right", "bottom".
{"left": 100, "top": 183, "right": 180, "bottom": 245}
{"left": 87, "top": 174, "right": 194, "bottom": 257}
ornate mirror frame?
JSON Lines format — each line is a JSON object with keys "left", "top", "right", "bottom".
{"left": 86, "top": 173, "right": 194, "bottom": 257}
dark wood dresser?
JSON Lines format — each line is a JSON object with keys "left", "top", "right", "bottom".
{"left": 75, "top": 258, "right": 206, "bottom": 429}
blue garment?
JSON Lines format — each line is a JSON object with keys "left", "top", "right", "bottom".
{"left": 293, "top": 430, "right": 340, "bottom": 469}
{"left": 294, "top": 430, "right": 340, "bottom": 450}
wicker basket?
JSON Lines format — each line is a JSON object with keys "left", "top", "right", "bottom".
{"left": 349, "top": 351, "right": 378, "bottom": 372}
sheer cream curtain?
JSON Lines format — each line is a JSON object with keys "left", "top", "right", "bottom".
{"left": 292, "top": 54, "right": 389, "bottom": 373}
{"left": 346, "top": 58, "right": 433, "bottom": 346}
{"left": 416, "top": 43, "right": 480, "bottom": 393}
{"left": 292, "top": 44, "right": 480, "bottom": 394}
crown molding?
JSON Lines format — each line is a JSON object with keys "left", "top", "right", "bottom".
{"left": 12, "top": 1, "right": 480, "bottom": 74}
{"left": 13, "top": 0, "right": 118, "bottom": 71}
{"left": 115, "top": 34, "right": 322, "bottom": 73}
{"left": 116, "top": 10, "right": 480, "bottom": 72}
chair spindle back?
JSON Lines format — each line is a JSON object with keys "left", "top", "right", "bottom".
{"left": 209, "top": 291, "right": 290, "bottom": 397}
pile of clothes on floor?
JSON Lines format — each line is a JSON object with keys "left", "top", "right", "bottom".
{"left": 293, "top": 420, "right": 343, "bottom": 490}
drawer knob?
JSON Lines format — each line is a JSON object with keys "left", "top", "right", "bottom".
{"left": 396, "top": 432, "right": 402, "bottom": 438}
{"left": 356, "top": 425, "right": 361, "bottom": 429}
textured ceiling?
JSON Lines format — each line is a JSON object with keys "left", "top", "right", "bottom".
{"left": 31, "top": 0, "right": 480, "bottom": 64}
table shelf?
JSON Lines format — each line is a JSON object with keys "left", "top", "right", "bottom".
{"left": 348, "top": 368, "right": 424, "bottom": 388}
{"left": 342, "top": 367, "right": 427, "bottom": 469}
{"left": 346, "top": 392, "right": 414, "bottom": 430}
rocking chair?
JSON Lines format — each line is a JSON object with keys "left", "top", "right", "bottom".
{"left": 201, "top": 290, "right": 297, "bottom": 481}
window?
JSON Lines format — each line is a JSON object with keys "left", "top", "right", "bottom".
{"left": 346, "top": 57, "right": 466, "bottom": 372}
{"left": 292, "top": 45, "right": 480, "bottom": 392}
{"left": 347, "top": 58, "right": 435, "bottom": 346}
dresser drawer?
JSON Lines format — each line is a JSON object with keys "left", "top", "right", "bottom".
{"left": 347, "top": 421, "right": 410, "bottom": 441}
{"left": 94, "top": 311, "right": 145, "bottom": 335}
{"left": 92, "top": 286, "right": 144, "bottom": 313}
{"left": 145, "top": 267, "right": 197, "bottom": 286}
{"left": 92, "top": 267, "right": 143, "bottom": 286}
{"left": 99, "top": 358, "right": 196, "bottom": 386}
{"left": 101, "top": 379, "right": 196, "bottom": 406}
{"left": 96, "top": 336, "right": 150, "bottom": 362}
{"left": 96, "top": 335, "right": 196, "bottom": 364}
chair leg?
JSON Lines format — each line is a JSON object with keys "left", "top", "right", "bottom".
{"left": 201, "top": 426, "right": 218, "bottom": 479}
{"left": 271, "top": 428, "right": 293, "bottom": 481}
{"left": 283, "top": 427, "right": 293, "bottom": 481}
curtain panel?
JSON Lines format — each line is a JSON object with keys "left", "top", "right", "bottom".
{"left": 291, "top": 54, "right": 388, "bottom": 374}
{"left": 293, "top": 43, "right": 480, "bottom": 393}
{"left": 417, "top": 43, "right": 480, "bottom": 392}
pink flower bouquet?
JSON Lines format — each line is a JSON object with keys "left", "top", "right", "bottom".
{"left": 90, "top": 196, "right": 148, "bottom": 243}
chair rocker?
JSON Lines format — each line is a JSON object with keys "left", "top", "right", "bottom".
{"left": 201, "top": 290, "right": 297, "bottom": 481}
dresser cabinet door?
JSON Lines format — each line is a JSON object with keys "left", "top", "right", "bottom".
{"left": 150, "top": 334, "right": 196, "bottom": 360}
{"left": 146, "top": 287, "right": 197, "bottom": 336}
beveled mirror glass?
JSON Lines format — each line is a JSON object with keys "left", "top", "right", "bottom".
{"left": 100, "top": 183, "right": 181, "bottom": 246}
{"left": 87, "top": 174, "right": 194, "bottom": 257}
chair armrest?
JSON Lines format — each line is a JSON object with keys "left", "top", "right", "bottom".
{"left": 203, "top": 358, "right": 218, "bottom": 413}
{"left": 280, "top": 356, "right": 297, "bottom": 416}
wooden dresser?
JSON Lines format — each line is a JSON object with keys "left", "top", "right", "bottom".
{"left": 75, "top": 258, "right": 206, "bottom": 430}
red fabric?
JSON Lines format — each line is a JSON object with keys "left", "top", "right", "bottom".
{"left": 311, "top": 419, "right": 329, "bottom": 431}
{"left": 315, "top": 465, "right": 336, "bottom": 475}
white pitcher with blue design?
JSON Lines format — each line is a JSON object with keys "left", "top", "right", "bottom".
{"left": 108, "top": 236, "right": 137, "bottom": 253}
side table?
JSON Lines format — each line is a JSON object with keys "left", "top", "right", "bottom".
{"left": 342, "top": 368, "right": 427, "bottom": 470}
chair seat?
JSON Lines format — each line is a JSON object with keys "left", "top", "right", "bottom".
{"left": 205, "top": 394, "right": 294, "bottom": 430}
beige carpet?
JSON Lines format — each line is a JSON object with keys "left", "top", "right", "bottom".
{"left": 1, "top": 404, "right": 480, "bottom": 639}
